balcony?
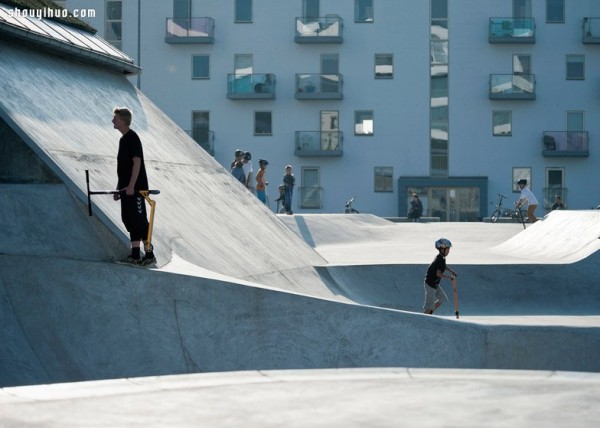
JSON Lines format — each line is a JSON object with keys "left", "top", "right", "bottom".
{"left": 165, "top": 17, "right": 214, "bottom": 44}
{"left": 582, "top": 18, "right": 600, "bottom": 43}
{"left": 227, "top": 74, "right": 276, "bottom": 99}
{"left": 295, "top": 16, "right": 343, "bottom": 43}
{"left": 295, "top": 131, "right": 343, "bottom": 156}
{"left": 295, "top": 73, "right": 343, "bottom": 99}
{"left": 542, "top": 132, "right": 589, "bottom": 157}
{"left": 489, "top": 74, "right": 536, "bottom": 100}
{"left": 488, "top": 17, "right": 535, "bottom": 43}
{"left": 542, "top": 187, "right": 568, "bottom": 210}
{"left": 299, "top": 187, "right": 323, "bottom": 209}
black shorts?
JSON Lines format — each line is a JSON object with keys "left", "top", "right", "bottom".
{"left": 120, "top": 195, "right": 149, "bottom": 241}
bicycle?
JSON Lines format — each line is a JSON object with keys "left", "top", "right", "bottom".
{"left": 344, "top": 196, "right": 359, "bottom": 213}
{"left": 513, "top": 203, "right": 527, "bottom": 229}
{"left": 490, "top": 193, "right": 508, "bottom": 223}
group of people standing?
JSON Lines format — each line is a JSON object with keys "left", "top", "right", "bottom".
{"left": 230, "top": 149, "right": 295, "bottom": 215}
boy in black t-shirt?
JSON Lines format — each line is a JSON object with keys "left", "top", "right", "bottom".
{"left": 423, "top": 238, "right": 457, "bottom": 314}
{"left": 112, "top": 107, "right": 156, "bottom": 266}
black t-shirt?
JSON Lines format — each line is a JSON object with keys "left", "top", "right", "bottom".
{"left": 117, "top": 129, "right": 148, "bottom": 191}
{"left": 425, "top": 253, "right": 446, "bottom": 288}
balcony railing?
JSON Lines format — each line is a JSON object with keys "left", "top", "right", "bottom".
{"left": 295, "top": 16, "right": 343, "bottom": 43}
{"left": 227, "top": 74, "right": 276, "bottom": 99}
{"left": 542, "top": 131, "right": 589, "bottom": 157}
{"left": 295, "top": 131, "right": 343, "bottom": 156}
{"left": 488, "top": 17, "right": 535, "bottom": 43}
{"left": 295, "top": 73, "right": 343, "bottom": 99}
{"left": 582, "top": 18, "right": 600, "bottom": 43}
{"left": 299, "top": 187, "right": 323, "bottom": 209}
{"left": 489, "top": 74, "right": 536, "bottom": 100}
{"left": 165, "top": 17, "right": 214, "bottom": 44}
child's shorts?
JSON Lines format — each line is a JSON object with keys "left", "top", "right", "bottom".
{"left": 423, "top": 281, "right": 448, "bottom": 312}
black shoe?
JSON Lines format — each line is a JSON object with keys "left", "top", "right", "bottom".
{"left": 139, "top": 256, "right": 157, "bottom": 267}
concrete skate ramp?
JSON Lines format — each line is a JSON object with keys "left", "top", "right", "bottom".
{"left": 3, "top": 254, "right": 600, "bottom": 388}
{"left": 0, "top": 41, "right": 330, "bottom": 297}
{"left": 280, "top": 212, "right": 600, "bottom": 315}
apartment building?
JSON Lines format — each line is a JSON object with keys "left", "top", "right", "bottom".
{"left": 63, "top": 0, "right": 600, "bottom": 219}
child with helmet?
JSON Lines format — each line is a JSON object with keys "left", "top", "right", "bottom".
{"left": 515, "top": 178, "right": 539, "bottom": 223}
{"left": 423, "top": 238, "right": 458, "bottom": 315}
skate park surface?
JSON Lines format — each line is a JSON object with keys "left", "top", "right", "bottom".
{"left": 1, "top": 41, "right": 600, "bottom": 426}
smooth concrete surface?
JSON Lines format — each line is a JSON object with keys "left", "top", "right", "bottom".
{"left": 2, "top": 35, "right": 600, "bottom": 427}
{"left": 1, "top": 368, "right": 599, "bottom": 428}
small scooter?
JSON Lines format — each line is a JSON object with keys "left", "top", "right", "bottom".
{"left": 344, "top": 196, "right": 359, "bottom": 214}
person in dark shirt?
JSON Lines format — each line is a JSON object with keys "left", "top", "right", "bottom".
{"left": 112, "top": 107, "right": 156, "bottom": 266}
{"left": 282, "top": 165, "right": 295, "bottom": 215}
{"left": 423, "top": 238, "right": 457, "bottom": 315}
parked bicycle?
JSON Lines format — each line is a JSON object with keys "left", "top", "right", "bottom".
{"left": 344, "top": 196, "right": 359, "bottom": 214}
{"left": 490, "top": 192, "right": 527, "bottom": 228}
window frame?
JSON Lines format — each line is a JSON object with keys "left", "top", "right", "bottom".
{"left": 254, "top": 111, "right": 272, "bottom": 136}
{"left": 354, "top": 0, "right": 374, "bottom": 23}
{"left": 191, "top": 55, "right": 210, "bottom": 79}
{"left": 354, "top": 110, "right": 374, "bottom": 136}
{"left": 374, "top": 166, "right": 393, "bottom": 192}
{"left": 546, "top": 0, "right": 565, "bottom": 23}
{"left": 234, "top": 0, "right": 253, "bottom": 23}
{"left": 374, "top": 53, "right": 393, "bottom": 79}
{"left": 104, "top": 0, "right": 122, "bottom": 49}
{"left": 566, "top": 54, "right": 585, "bottom": 80}
{"left": 512, "top": 167, "right": 531, "bottom": 192}
{"left": 492, "top": 111, "right": 512, "bottom": 136}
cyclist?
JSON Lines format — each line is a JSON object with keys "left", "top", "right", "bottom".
{"left": 515, "top": 179, "right": 539, "bottom": 223}
{"left": 423, "top": 238, "right": 458, "bottom": 315}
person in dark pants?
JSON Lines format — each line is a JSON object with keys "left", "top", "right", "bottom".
{"left": 112, "top": 107, "right": 156, "bottom": 266}
{"left": 408, "top": 193, "right": 423, "bottom": 222}
{"left": 283, "top": 164, "right": 295, "bottom": 215}
{"left": 423, "top": 238, "right": 457, "bottom": 315}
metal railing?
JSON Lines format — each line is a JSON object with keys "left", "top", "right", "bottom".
{"left": 295, "top": 16, "right": 343, "bottom": 43}
{"left": 227, "top": 73, "right": 276, "bottom": 99}
{"left": 295, "top": 73, "right": 343, "bottom": 99}
{"left": 489, "top": 17, "right": 535, "bottom": 43}
{"left": 489, "top": 74, "right": 536, "bottom": 99}
{"left": 165, "top": 17, "right": 214, "bottom": 43}
{"left": 542, "top": 187, "right": 568, "bottom": 210}
{"left": 542, "top": 131, "right": 589, "bottom": 157}
{"left": 582, "top": 17, "right": 600, "bottom": 43}
{"left": 295, "top": 131, "right": 343, "bottom": 156}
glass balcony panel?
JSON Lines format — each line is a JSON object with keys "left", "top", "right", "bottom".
{"left": 489, "top": 74, "right": 536, "bottom": 99}
{"left": 542, "top": 187, "right": 568, "bottom": 209}
{"left": 295, "top": 16, "right": 343, "bottom": 43}
{"left": 295, "top": 131, "right": 343, "bottom": 156}
{"left": 542, "top": 132, "right": 589, "bottom": 157}
{"left": 583, "top": 18, "right": 600, "bottom": 43}
{"left": 295, "top": 73, "right": 343, "bottom": 99}
{"left": 489, "top": 17, "right": 535, "bottom": 43}
{"left": 299, "top": 187, "right": 323, "bottom": 209}
{"left": 227, "top": 74, "right": 276, "bottom": 99}
{"left": 165, "top": 17, "right": 215, "bottom": 43}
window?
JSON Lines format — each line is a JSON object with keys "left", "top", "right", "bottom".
{"left": 431, "top": 0, "right": 448, "bottom": 19}
{"left": 235, "top": 0, "right": 252, "bottom": 23}
{"left": 566, "top": 111, "right": 584, "bottom": 132}
{"left": 192, "top": 55, "right": 210, "bottom": 79}
{"left": 355, "top": 0, "right": 373, "bottom": 23}
{"left": 545, "top": 168, "right": 566, "bottom": 209}
{"left": 173, "top": 0, "right": 191, "bottom": 19}
{"left": 301, "top": 167, "right": 322, "bottom": 209}
{"left": 234, "top": 54, "right": 253, "bottom": 75}
{"left": 513, "top": 0, "right": 531, "bottom": 19}
{"left": 354, "top": 111, "right": 374, "bottom": 135}
{"left": 105, "top": 0, "right": 122, "bottom": 49}
{"left": 254, "top": 111, "right": 272, "bottom": 135}
{"left": 513, "top": 54, "right": 532, "bottom": 75}
{"left": 493, "top": 111, "right": 512, "bottom": 136}
{"left": 566, "top": 55, "right": 584, "bottom": 80}
{"left": 303, "top": 0, "right": 319, "bottom": 20}
{"left": 512, "top": 167, "right": 531, "bottom": 192}
{"left": 546, "top": 0, "right": 564, "bottom": 23}
{"left": 375, "top": 54, "right": 393, "bottom": 79}
{"left": 192, "top": 111, "right": 212, "bottom": 153}
{"left": 374, "top": 167, "right": 393, "bottom": 192}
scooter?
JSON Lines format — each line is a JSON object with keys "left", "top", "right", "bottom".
{"left": 344, "top": 196, "right": 359, "bottom": 214}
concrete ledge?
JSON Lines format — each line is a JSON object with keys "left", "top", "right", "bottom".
{"left": 384, "top": 217, "right": 440, "bottom": 223}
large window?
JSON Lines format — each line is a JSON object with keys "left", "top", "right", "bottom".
{"left": 354, "top": 111, "right": 374, "bottom": 135}
{"left": 375, "top": 54, "right": 393, "bottom": 79}
{"left": 192, "top": 55, "right": 210, "bottom": 79}
{"left": 254, "top": 111, "right": 272, "bottom": 135}
{"left": 512, "top": 167, "right": 531, "bottom": 192}
{"left": 303, "top": 0, "right": 319, "bottom": 19}
{"left": 493, "top": 111, "right": 512, "bottom": 136}
{"left": 546, "top": 0, "right": 565, "bottom": 23}
{"left": 301, "top": 167, "right": 322, "bottom": 209}
{"left": 374, "top": 167, "right": 393, "bottom": 192}
{"left": 355, "top": 0, "right": 373, "bottom": 23}
{"left": 566, "top": 55, "right": 584, "bottom": 80}
{"left": 105, "top": 0, "right": 122, "bottom": 49}
{"left": 235, "top": 0, "right": 252, "bottom": 23}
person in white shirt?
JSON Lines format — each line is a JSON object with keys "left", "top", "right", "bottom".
{"left": 516, "top": 179, "right": 539, "bottom": 223}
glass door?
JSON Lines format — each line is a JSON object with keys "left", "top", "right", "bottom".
{"left": 320, "top": 110, "right": 339, "bottom": 151}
